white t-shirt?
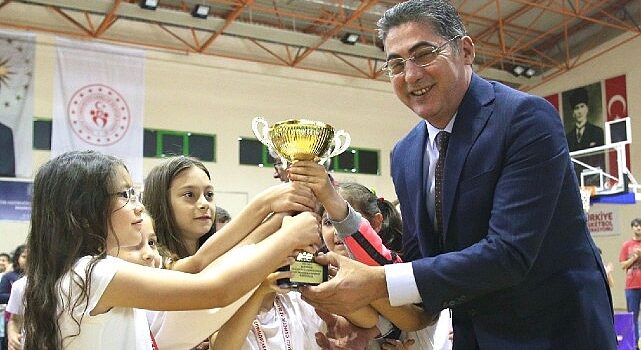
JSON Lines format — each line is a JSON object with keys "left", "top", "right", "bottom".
{"left": 56, "top": 256, "right": 153, "bottom": 350}
{"left": 146, "top": 288, "right": 254, "bottom": 350}
{"left": 242, "top": 292, "right": 325, "bottom": 350}
{"left": 401, "top": 309, "right": 452, "bottom": 350}
{"left": 6, "top": 276, "right": 26, "bottom": 315}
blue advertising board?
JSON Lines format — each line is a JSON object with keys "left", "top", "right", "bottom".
{"left": 0, "top": 179, "right": 32, "bottom": 221}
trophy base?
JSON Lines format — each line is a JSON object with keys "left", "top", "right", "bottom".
{"left": 277, "top": 253, "right": 328, "bottom": 288}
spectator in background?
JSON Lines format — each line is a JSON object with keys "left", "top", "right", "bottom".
{"left": 0, "top": 246, "right": 26, "bottom": 304}
{"left": 620, "top": 218, "right": 641, "bottom": 347}
{"left": 215, "top": 206, "right": 232, "bottom": 231}
{"left": 0, "top": 254, "right": 10, "bottom": 275}
{"left": 0, "top": 254, "right": 8, "bottom": 350}
{"left": 0, "top": 246, "right": 26, "bottom": 350}
{"left": 0, "top": 122, "right": 15, "bottom": 177}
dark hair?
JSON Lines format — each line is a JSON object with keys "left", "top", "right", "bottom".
{"left": 11, "top": 244, "right": 27, "bottom": 274}
{"left": 632, "top": 218, "right": 641, "bottom": 227}
{"left": 24, "top": 150, "right": 125, "bottom": 350}
{"left": 215, "top": 206, "right": 231, "bottom": 224}
{"left": 337, "top": 182, "right": 403, "bottom": 255}
{"left": 569, "top": 87, "right": 589, "bottom": 108}
{"left": 377, "top": 0, "right": 466, "bottom": 47}
{"left": 0, "top": 253, "right": 9, "bottom": 260}
{"left": 143, "top": 156, "right": 214, "bottom": 259}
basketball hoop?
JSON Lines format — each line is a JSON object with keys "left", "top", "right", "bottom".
{"left": 580, "top": 186, "right": 596, "bottom": 213}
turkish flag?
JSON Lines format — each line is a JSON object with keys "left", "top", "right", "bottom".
{"left": 544, "top": 94, "right": 560, "bottom": 112}
{"left": 604, "top": 75, "right": 630, "bottom": 173}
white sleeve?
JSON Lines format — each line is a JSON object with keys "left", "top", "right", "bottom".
{"left": 64, "top": 256, "right": 120, "bottom": 317}
{"left": 152, "top": 288, "right": 255, "bottom": 350}
{"left": 384, "top": 263, "right": 422, "bottom": 306}
{"left": 6, "top": 277, "right": 26, "bottom": 315}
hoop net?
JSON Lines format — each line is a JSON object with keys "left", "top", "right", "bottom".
{"left": 580, "top": 186, "right": 596, "bottom": 213}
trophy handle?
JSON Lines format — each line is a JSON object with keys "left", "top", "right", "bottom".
{"left": 251, "top": 117, "right": 272, "bottom": 148}
{"left": 326, "top": 130, "right": 351, "bottom": 159}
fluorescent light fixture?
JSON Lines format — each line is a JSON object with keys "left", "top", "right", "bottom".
{"left": 512, "top": 65, "right": 525, "bottom": 77}
{"left": 524, "top": 67, "right": 536, "bottom": 78}
{"left": 139, "top": 0, "right": 158, "bottom": 10}
{"left": 340, "top": 33, "right": 360, "bottom": 45}
{"left": 192, "top": 4, "right": 211, "bottom": 19}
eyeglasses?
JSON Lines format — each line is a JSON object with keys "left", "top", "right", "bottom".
{"left": 381, "top": 35, "right": 462, "bottom": 77}
{"left": 112, "top": 187, "right": 142, "bottom": 205}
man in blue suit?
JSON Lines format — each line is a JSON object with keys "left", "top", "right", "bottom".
{"left": 302, "top": 0, "right": 616, "bottom": 349}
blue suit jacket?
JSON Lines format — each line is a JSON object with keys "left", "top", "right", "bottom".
{"left": 391, "top": 74, "right": 616, "bottom": 349}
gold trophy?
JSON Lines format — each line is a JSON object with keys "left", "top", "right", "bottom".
{"left": 252, "top": 117, "right": 351, "bottom": 167}
{"left": 252, "top": 117, "right": 350, "bottom": 287}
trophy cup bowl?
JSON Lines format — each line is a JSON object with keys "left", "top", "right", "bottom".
{"left": 252, "top": 117, "right": 350, "bottom": 164}
{"left": 269, "top": 120, "right": 334, "bottom": 162}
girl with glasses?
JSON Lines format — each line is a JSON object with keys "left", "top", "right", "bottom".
{"left": 22, "top": 150, "right": 321, "bottom": 350}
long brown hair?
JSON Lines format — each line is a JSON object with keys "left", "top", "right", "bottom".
{"left": 23, "top": 150, "right": 124, "bottom": 350}
{"left": 143, "top": 156, "right": 214, "bottom": 258}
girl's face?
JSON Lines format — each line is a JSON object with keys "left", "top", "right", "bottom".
{"left": 107, "top": 166, "right": 145, "bottom": 253}
{"left": 169, "top": 166, "right": 215, "bottom": 243}
{"left": 321, "top": 216, "right": 349, "bottom": 257}
{"left": 112, "top": 213, "right": 161, "bottom": 268}
{"left": 18, "top": 250, "right": 28, "bottom": 270}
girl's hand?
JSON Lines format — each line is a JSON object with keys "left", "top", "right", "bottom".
{"left": 256, "top": 270, "right": 293, "bottom": 296}
{"left": 288, "top": 161, "right": 348, "bottom": 222}
{"left": 281, "top": 212, "right": 322, "bottom": 253}
{"left": 287, "top": 161, "right": 334, "bottom": 202}
{"left": 257, "top": 182, "right": 316, "bottom": 213}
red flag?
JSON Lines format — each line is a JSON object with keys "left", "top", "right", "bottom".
{"left": 544, "top": 94, "right": 560, "bottom": 112}
{"left": 604, "top": 75, "right": 630, "bottom": 172}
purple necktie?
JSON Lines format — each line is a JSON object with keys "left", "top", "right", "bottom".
{"left": 435, "top": 131, "right": 450, "bottom": 248}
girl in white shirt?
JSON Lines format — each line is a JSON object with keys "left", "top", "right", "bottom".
{"left": 22, "top": 150, "right": 321, "bottom": 350}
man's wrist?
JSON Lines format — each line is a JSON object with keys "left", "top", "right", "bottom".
{"left": 373, "top": 266, "right": 389, "bottom": 300}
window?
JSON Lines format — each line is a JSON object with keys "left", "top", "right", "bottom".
{"left": 146, "top": 129, "right": 216, "bottom": 161}
{"left": 331, "top": 147, "right": 380, "bottom": 175}
{"left": 31, "top": 120, "right": 216, "bottom": 162}
{"left": 188, "top": 133, "right": 216, "bottom": 162}
{"left": 143, "top": 129, "right": 157, "bottom": 157}
{"left": 33, "top": 119, "right": 52, "bottom": 150}
{"left": 239, "top": 138, "right": 273, "bottom": 166}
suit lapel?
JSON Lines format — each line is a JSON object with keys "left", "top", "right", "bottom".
{"left": 406, "top": 122, "right": 428, "bottom": 219}
{"left": 442, "top": 74, "right": 495, "bottom": 242}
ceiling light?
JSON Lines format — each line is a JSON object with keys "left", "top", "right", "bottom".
{"left": 524, "top": 67, "right": 536, "bottom": 78}
{"left": 139, "top": 0, "right": 158, "bottom": 10}
{"left": 192, "top": 4, "right": 210, "bottom": 19}
{"left": 340, "top": 33, "right": 360, "bottom": 45}
{"left": 512, "top": 65, "right": 525, "bottom": 77}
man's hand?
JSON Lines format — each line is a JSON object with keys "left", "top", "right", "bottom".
{"left": 314, "top": 309, "right": 379, "bottom": 350}
{"left": 301, "top": 252, "right": 387, "bottom": 315}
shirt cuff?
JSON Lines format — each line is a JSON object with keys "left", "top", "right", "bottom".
{"left": 384, "top": 262, "right": 422, "bottom": 306}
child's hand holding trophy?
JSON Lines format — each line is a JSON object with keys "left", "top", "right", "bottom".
{"left": 252, "top": 117, "right": 350, "bottom": 288}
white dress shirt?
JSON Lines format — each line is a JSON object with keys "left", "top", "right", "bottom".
{"left": 385, "top": 117, "right": 456, "bottom": 306}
